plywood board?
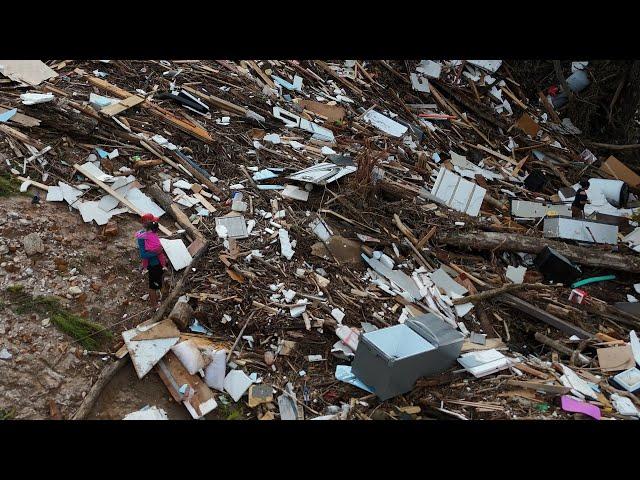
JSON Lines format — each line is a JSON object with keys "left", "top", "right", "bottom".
{"left": 156, "top": 351, "right": 217, "bottom": 419}
{"left": 599, "top": 155, "right": 640, "bottom": 188}
{"left": 0, "top": 60, "right": 58, "bottom": 86}
{"left": 298, "top": 99, "right": 345, "bottom": 123}
{"left": 516, "top": 113, "right": 540, "bottom": 137}
{"left": 597, "top": 345, "right": 635, "bottom": 372}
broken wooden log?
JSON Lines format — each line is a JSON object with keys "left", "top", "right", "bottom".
{"left": 147, "top": 184, "right": 204, "bottom": 241}
{"left": 437, "top": 231, "right": 640, "bottom": 273}
{"left": 451, "top": 282, "right": 549, "bottom": 305}
{"left": 534, "top": 332, "right": 590, "bottom": 365}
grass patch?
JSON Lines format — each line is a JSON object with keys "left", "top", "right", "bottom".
{"left": 0, "top": 408, "right": 15, "bottom": 420}
{"left": 216, "top": 399, "right": 245, "bottom": 420}
{"left": 0, "top": 174, "right": 20, "bottom": 197}
{"left": 3, "top": 286, "right": 112, "bottom": 350}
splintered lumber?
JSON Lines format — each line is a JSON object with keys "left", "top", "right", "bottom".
{"left": 451, "top": 283, "right": 548, "bottom": 305}
{"left": 534, "top": 332, "right": 590, "bottom": 365}
{"left": 538, "top": 91, "right": 561, "bottom": 123}
{"left": 315, "top": 61, "right": 363, "bottom": 96}
{"left": 502, "top": 294, "right": 593, "bottom": 339}
{"left": 393, "top": 214, "right": 419, "bottom": 245}
{"left": 182, "top": 85, "right": 247, "bottom": 116}
{"left": 0, "top": 124, "right": 44, "bottom": 150}
{"left": 437, "top": 231, "right": 640, "bottom": 273}
{"left": 86, "top": 74, "right": 213, "bottom": 143}
{"left": 74, "top": 162, "right": 172, "bottom": 236}
{"left": 505, "top": 380, "right": 571, "bottom": 395}
{"left": 147, "top": 184, "right": 203, "bottom": 241}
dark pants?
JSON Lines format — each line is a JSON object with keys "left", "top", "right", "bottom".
{"left": 148, "top": 264, "right": 163, "bottom": 290}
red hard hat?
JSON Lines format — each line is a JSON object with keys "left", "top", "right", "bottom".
{"left": 141, "top": 213, "right": 159, "bottom": 223}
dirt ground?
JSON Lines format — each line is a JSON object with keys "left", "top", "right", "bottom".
{"left": 87, "top": 362, "right": 190, "bottom": 420}
{"left": 0, "top": 194, "right": 174, "bottom": 419}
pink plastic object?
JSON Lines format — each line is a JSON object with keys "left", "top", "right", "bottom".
{"left": 561, "top": 395, "right": 601, "bottom": 420}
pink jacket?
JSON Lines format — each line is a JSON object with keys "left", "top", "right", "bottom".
{"left": 135, "top": 230, "right": 167, "bottom": 269}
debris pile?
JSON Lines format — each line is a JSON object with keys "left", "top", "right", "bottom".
{"left": 2, "top": 59, "right": 640, "bottom": 420}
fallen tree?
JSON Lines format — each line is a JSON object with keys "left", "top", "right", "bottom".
{"left": 437, "top": 231, "right": 640, "bottom": 273}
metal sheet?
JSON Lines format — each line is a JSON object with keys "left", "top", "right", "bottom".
{"left": 543, "top": 217, "right": 618, "bottom": 245}
{"left": 431, "top": 168, "right": 486, "bottom": 216}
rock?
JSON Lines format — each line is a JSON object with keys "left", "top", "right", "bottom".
{"left": 264, "top": 351, "right": 275, "bottom": 366}
{"left": 24, "top": 268, "right": 33, "bottom": 277}
{"left": 4, "top": 263, "right": 19, "bottom": 273}
{"left": 68, "top": 286, "right": 82, "bottom": 296}
{"left": 7, "top": 211, "right": 20, "bottom": 219}
{"left": 42, "top": 318, "right": 51, "bottom": 327}
{"left": 18, "top": 219, "right": 30, "bottom": 226}
{"left": 0, "top": 245, "right": 8, "bottom": 255}
{"left": 0, "top": 348, "right": 12, "bottom": 360}
{"left": 103, "top": 222, "right": 118, "bottom": 237}
{"left": 22, "top": 233, "right": 44, "bottom": 256}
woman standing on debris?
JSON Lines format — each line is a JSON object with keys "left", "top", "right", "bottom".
{"left": 571, "top": 180, "right": 590, "bottom": 219}
{"left": 136, "top": 213, "right": 167, "bottom": 307}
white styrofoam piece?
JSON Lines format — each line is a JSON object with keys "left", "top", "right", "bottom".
{"left": 281, "top": 184, "right": 309, "bottom": 201}
{"left": 77, "top": 200, "right": 111, "bottom": 225}
{"left": 279, "top": 228, "right": 295, "bottom": 260}
{"left": 171, "top": 340, "right": 205, "bottom": 375}
{"left": 123, "top": 406, "right": 168, "bottom": 420}
{"left": 125, "top": 187, "right": 165, "bottom": 218}
{"left": 630, "top": 331, "right": 640, "bottom": 367}
{"left": 362, "top": 110, "right": 408, "bottom": 137}
{"left": 506, "top": 266, "right": 526, "bottom": 284}
{"left": 204, "top": 349, "right": 227, "bottom": 392}
{"left": 561, "top": 365, "right": 598, "bottom": 400}
{"left": 160, "top": 238, "right": 193, "bottom": 270}
{"left": 467, "top": 60, "right": 502, "bottom": 73}
{"left": 224, "top": 370, "right": 253, "bottom": 402}
{"left": 58, "top": 181, "right": 83, "bottom": 206}
{"left": 45, "top": 186, "right": 63, "bottom": 202}
{"left": 122, "top": 322, "right": 179, "bottom": 379}
{"left": 458, "top": 349, "right": 511, "bottom": 377}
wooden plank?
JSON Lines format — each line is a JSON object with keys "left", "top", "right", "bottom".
{"left": 0, "top": 124, "right": 44, "bottom": 150}
{"left": 505, "top": 380, "right": 571, "bottom": 395}
{"left": 538, "top": 91, "right": 561, "bottom": 124}
{"left": 85, "top": 74, "right": 213, "bottom": 143}
{"left": 100, "top": 95, "right": 144, "bottom": 117}
{"left": 147, "top": 104, "right": 213, "bottom": 143}
{"left": 17, "top": 176, "right": 49, "bottom": 191}
{"left": 73, "top": 162, "right": 172, "bottom": 236}
{"left": 156, "top": 351, "right": 216, "bottom": 419}
{"left": 470, "top": 143, "right": 519, "bottom": 166}
{"left": 181, "top": 85, "right": 247, "bottom": 116}
{"left": 500, "top": 293, "right": 593, "bottom": 339}
{"left": 0, "top": 106, "right": 40, "bottom": 127}
{"left": 193, "top": 192, "right": 216, "bottom": 213}
{"left": 245, "top": 60, "right": 276, "bottom": 89}
{"left": 511, "top": 154, "right": 529, "bottom": 177}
